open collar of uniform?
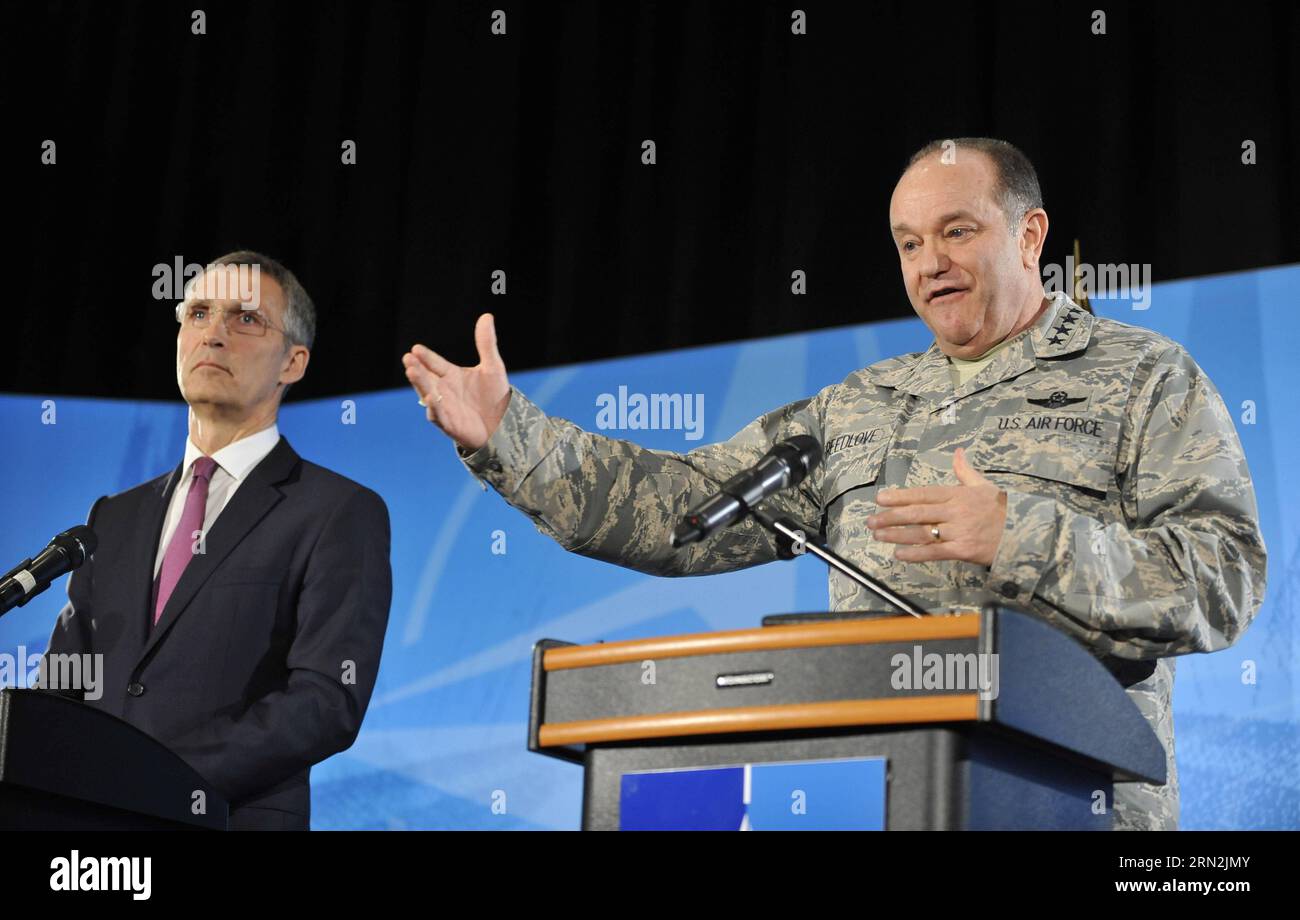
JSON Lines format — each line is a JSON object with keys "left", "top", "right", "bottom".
{"left": 862, "top": 292, "right": 1094, "bottom": 406}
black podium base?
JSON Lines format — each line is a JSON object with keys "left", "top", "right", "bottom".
{"left": 582, "top": 724, "right": 1113, "bottom": 830}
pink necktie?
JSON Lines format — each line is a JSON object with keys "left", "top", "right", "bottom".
{"left": 154, "top": 456, "right": 217, "bottom": 626}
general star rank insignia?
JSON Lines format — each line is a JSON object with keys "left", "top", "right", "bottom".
{"left": 1026, "top": 390, "right": 1090, "bottom": 410}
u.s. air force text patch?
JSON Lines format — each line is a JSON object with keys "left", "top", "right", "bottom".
{"left": 985, "top": 412, "right": 1117, "bottom": 441}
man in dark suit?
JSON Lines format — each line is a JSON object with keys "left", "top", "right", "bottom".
{"left": 44, "top": 250, "right": 391, "bottom": 830}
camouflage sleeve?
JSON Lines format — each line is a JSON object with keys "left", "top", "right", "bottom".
{"left": 987, "top": 345, "right": 1267, "bottom": 659}
{"left": 457, "top": 385, "right": 825, "bottom": 576}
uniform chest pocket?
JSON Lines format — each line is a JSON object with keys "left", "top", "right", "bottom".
{"left": 817, "top": 446, "right": 888, "bottom": 538}
{"left": 971, "top": 423, "right": 1118, "bottom": 497}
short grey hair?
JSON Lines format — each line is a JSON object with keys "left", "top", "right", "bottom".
{"left": 207, "top": 250, "right": 316, "bottom": 350}
{"left": 901, "top": 137, "right": 1044, "bottom": 234}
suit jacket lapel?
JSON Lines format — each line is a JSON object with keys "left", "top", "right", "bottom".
{"left": 137, "top": 437, "right": 300, "bottom": 664}
{"left": 124, "top": 466, "right": 183, "bottom": 655}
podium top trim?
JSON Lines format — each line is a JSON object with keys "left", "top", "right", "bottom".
{"left": 542, "top": 613, "right": 981, "bottom": 671}
{"left": 538, "top": 695, "right": 981, "bottom": 747}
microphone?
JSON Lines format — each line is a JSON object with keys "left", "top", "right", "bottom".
{"left": 0, "top": 526, "right": 98, "bottom": 616}
{"left": 672, "top": 435, "right": 821, "bottom": 548}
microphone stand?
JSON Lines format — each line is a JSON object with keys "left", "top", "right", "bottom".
{"left": 746, "top": 503, "right": 927, "bottom": 619}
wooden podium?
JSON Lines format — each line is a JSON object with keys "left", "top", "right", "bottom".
{"left": 0, "top": 689, "right": 228, "bottom": 830}
{"left": 528, "top": 606, "right": 1165, "bottom": 830}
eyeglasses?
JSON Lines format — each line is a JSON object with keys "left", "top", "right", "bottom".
{"left": 176, "top": 302, "right": 285, "bottom": 338}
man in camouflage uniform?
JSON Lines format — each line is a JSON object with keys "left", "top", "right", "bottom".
{"left": 402, "top": 137, "right": 1266, "bottom": 830}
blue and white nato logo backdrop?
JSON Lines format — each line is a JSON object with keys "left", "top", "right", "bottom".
{"left": 0, "top": 264, "right": 1295, "bottom": 829}
{"left": 620, "top": 758, "right": 887, "bottom": 830}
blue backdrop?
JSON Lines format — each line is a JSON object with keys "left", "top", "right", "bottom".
{"left": 2, "top": 264, "right": 1295, "bottom": 829}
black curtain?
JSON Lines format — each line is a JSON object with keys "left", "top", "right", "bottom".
{"left": 6, "top": 0, "right": 1296, "bottom": 401}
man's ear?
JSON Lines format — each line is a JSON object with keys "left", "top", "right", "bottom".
{"left": 281, "top": 345, "right": 310, "bottom": 386}
{"left": 1020, "top": 208, "right": 1049, "bottom": 271}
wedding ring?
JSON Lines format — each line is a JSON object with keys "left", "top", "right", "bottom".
{"left": 930, "top": 525, "right": 942, "bottom": 542}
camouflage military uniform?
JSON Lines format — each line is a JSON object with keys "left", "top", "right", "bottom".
{"left": 458, "top": 292, "right": 1267, "bottom": 830}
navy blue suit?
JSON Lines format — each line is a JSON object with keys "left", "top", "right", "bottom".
{"left": 45, "top": 437, "right": 392, "bottom": 830}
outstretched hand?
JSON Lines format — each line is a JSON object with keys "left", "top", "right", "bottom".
{"left": 402, "top": 313, "right": 512, "bottom": 451}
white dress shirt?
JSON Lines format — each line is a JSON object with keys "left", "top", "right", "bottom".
{"left": 152, "top": 424, "right": 282, "bottom": 578}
